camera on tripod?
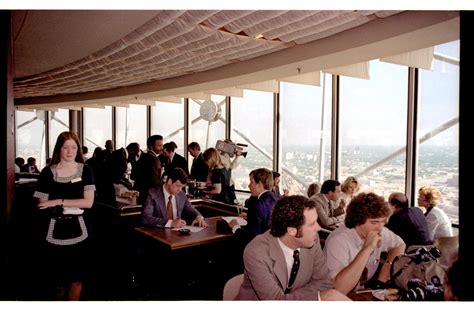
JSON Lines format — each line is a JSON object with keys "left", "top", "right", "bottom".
{"left": 405, "top": 278, "right": 444, "bottom": 301}
{"left": 215, "top": 140, "right": 248, "bottom": 158}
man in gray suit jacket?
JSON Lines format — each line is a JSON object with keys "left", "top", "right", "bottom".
{"left": 236, "top": 195, "right": 349, "bottom": 300}
{"left": 141, "top": 168, "right": 207, "bottom": 228}
{"left": 310, "top": 179, "right": 345, "bottom": 230}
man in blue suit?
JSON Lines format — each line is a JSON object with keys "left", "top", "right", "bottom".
{"left": 141, "top": 167, "right": 207, "bottom": 228}
{"left": 228, "top": 168, "right": 280, "bottom": 243}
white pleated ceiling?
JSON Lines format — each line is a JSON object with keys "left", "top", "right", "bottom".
{"left": 13, "top": 10, "right": 458, "bottom": 110}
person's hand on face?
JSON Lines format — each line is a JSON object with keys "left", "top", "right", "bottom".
{"left": 364, "top": 230, "right": 382, "bottom": 250}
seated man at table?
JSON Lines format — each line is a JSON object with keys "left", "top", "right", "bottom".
{"left": 387, "top": 192, "right": 432, "bottom": 247}
{"left": 323, "top": 192, "right": 405, "bottom": 295}
{"left": 228, "top": 168, "right": 280, "bottom": 242}
{"left": 310, "top": 179, "right": 346, "bottom": 230}
{"left": 141, "top": 167, "right": 208, "bottom": 228}
{"left": 236, "top": 195, "right": 349, "bottom": 300}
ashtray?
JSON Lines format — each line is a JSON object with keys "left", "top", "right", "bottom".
{"left": 178, "top": 228, "right": 191, "bottom": 235}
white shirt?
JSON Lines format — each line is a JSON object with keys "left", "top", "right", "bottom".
{"left": 426, "top": 206, "right": 453, "bottom": 240}
{"left": 277, "top": 238, "right": 320, "bottom": 300}
{"left": 277, "top": 238, "right": 299, "bottom": 284}
{"left": 324, "top": 225, "right": 404, "bottom": 291}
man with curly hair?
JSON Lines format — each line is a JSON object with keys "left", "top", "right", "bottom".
{"left": 236, "top": 195, "right": 349, "bottom": 300}
{"left": 323, "top": 192, "right": 405, "bottom": 295}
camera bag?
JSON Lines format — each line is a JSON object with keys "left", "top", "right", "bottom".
{"left": 390, "top": 245, "right": 445, "bottom": 295}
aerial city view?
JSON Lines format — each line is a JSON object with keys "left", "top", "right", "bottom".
{"left": 233, "top": 144, "right": 459, "bottom": 224}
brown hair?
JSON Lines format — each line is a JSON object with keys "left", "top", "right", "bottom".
{"left": 50, "top": 131, "right": 84, "bottom": 166}
{"left": 250, "top": 168, "right": 274, "bottom": 190}
{"left": 271, "top": 195, "right": 317, "bottom": 237}
{"left": 345, "top": 192, "right": 391, "bottom": 228}
{"left": 307, "top": 182, "right": 320, "bottom": 198}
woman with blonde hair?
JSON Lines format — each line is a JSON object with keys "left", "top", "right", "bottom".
{"left": 418, "top": 185, "right": 453, "bottom": 241}
{"left": 339, "top": 176, "right": 360, "bottom": 208}
{"left": 202, "top": 147, "right": 236, "bottom": 204}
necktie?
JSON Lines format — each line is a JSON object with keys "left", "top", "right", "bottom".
{"left": 166, "top": 195, "right": 173, "bottom": 220}
{"left": 328, "top": 201, "right": 334, "bottom": 214}
{"left": 285, "top": 250, "right": 300, "bottom": 294}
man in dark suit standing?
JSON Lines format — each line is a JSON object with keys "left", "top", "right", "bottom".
{"left": 141, "top": 168, "right": 207, "bottom": 228}
{"left": 131, "top": 135, "right": 163, "bottom": 204}
{"left": 187, "top": 142, "right": 209, "bottom": 182}
{"left": 161, "top": 141, "right": 189, "bottom": 177}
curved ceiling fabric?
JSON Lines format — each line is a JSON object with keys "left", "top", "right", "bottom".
{"left": 13, "top": 10, "right": 408, "bottom": 100}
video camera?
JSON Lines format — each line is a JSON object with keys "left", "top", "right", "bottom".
{"left": 215, "top": 140, "right": 248, "bottom": 158}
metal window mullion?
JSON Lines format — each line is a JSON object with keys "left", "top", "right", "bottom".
{"left": 184, "top": 98, "right": 189, "bottom": 161}
{"left": 273, "top": 92, "right": 281, "bottom": 173}
{"left": 44, "top": 111, "right": 50, "bottom": 158}
{"left": 406, "top": 67, "right": 419, "bottom": 206}
{"left": 147, "top": 104, "right": 151, "bottom": 138}
{"left": 331, "top": 75, "right": 340, "bottom": 180}
{"left": 226, "top": 96, "right": 231, "bottom": 140}
{"left": 111, "top": 106, "right": 116, "bottom": 147}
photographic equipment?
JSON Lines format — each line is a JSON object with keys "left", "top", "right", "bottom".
{"left": 405, "top": 278, "right": 444, "bottom": 301}
{"left": 215, "top": 140, "right": 248, "bottom": 158}
{"left": 404, "top": 246, "right": 441, "bottom": 263}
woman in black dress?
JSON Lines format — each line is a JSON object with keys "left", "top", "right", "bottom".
{"left": 33, "top": 131, "right": 95, "bottom": 300}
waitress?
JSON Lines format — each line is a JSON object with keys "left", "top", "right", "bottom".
{"left": 33, "top": 131, "right": 95, "bottom": 300}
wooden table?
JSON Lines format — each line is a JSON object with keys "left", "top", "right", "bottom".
{"left": 135, "top": 216, "right": 233, "bottom": 250}
{"left": 96, "top": 199, "right": 142, "bottom": 217}
{"left": 190, "top": 198, "right": 240, "bottom": 217}
{"left": 134, "top": 216, "right": 239, "bottom": 299}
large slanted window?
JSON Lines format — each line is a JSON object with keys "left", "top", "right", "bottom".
{"left": 339, "top": 60, "right": 408, "bottom": 198}
{"left": 231, "top": 90, "right": 274, "bottom": 191}
{"left": 151, "top": 100, "right": 185, "bottom": 156}
{"left": 189, "top": 95, "right": 226, "bottom": 153}
{"left": 83, "top": 107, "right": 112, "bottom": 150}
{"left": 49, "top": 109, "right": 69, "bottom": 157}
{"left": 280, "top": 74, "right": 332, "bottom": 195}
{"left": 15, "top": 110, "right": 47, "bottom": 169}
{"left": 417, "top": 40, "right": 459, "bottom": 224}
{"left": 116, "top": 104, "right": 147, "bottom": 151}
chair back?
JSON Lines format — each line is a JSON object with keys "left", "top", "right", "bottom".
{"left": 434, "top": 235, "right": 459, "bottom": 268}
{"left": 223, "top": 273, "right": 244, "bottom": 300}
